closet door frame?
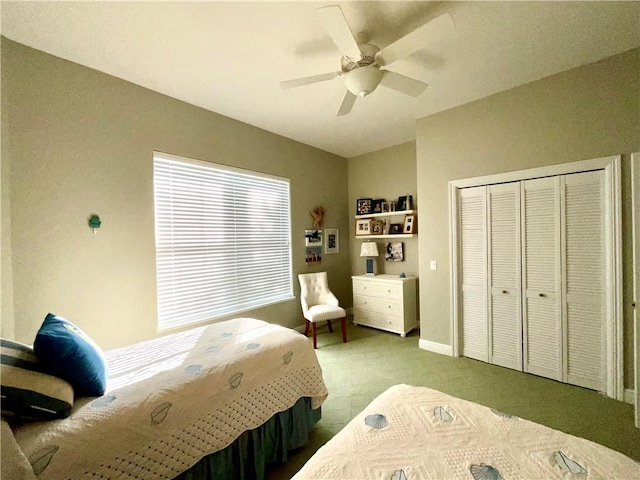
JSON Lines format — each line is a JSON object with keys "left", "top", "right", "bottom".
{"left": 449, "top": 155, "right": 623, "bottom": 400}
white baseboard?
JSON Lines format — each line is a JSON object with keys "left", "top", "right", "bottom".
{"left": 419, "top": 339, "right": 453, "bottom": 356}
{"left": 624, "top": 388, "right": 635, "bottom": 405}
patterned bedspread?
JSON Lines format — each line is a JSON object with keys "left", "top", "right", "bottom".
{"left": 293, "top": 384, "right": 639, "bottom": 480}
{"left": 10, "top": 318, "right": 328, "bottom": 480}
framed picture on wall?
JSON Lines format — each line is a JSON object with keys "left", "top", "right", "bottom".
{"left": 305, "top": 229, "right": 322, "bottom": 246}
{"left": 385, "top": 242, "right": 404, "bottom": 262}
{"left": 325, "top": 229, "right": 339, "bottom": 254}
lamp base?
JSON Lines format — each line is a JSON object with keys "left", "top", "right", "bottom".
{"left": 365, "top": 258, "right": 377, "bottom": 275}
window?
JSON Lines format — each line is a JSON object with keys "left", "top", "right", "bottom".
{"left": 153, "top": 152, "right": 293, "bottom": 331}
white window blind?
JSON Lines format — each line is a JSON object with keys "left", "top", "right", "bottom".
{"left": 153, "top": 152, "right": 293, "bottom": 331}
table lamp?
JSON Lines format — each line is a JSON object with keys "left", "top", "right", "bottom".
{"left": 360, "top": 241, "right": 379, "bottom": 275}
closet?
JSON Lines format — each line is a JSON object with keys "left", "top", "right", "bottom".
{"left": 457, "top": 169, "right": 608, "bottom": 392}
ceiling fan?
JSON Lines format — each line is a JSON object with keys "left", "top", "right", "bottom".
{"left": 280, "top": 5, "right": 454, "bottom": 116}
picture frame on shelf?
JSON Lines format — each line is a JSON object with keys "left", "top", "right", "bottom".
{"left": 385, "top": 242, "right": 404, "bottom": 262}
{"left": 356, "top": 198, "right": 372, "bottom": 215}
{"left": 324, "top": 229, "right": 339, "bottom": 254}
{"left": 371, "top": 220, "right": 384, "bottom": 235}
{"left": 389, "top": 223, "right": 403, "bottom": 234}
{"left": 397, "top": 195, "right": 413, "bottom": 211}
{"left": 305, "top": 229, "right": 322, "bottom": 246}
{"left": 372, "top": 199, "right": 385, "bottom": 214}
{"left": 381, "top": 201, "right": 390, "bottom": 213}
{"left": 389, "top": 200, "right": 396, "bottom": 211}
{"left": 403, "top": 214, "right": 417, "bottom": 234}
{"left": 355, "top": 219, "right": 372, "bottom": 236}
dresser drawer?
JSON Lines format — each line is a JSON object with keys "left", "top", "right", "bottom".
{"left": 353, "top": 309, "right": 402, "bottom": 331}
{"left": 353, "top": 295, "right": 403, "bottom": 316}
{"left": 353, "top": 280, "right": 402, "bottom": 299}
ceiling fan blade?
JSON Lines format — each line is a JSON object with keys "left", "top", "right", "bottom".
{"left": 375, "top": 12, "right": 454, "bottom": 66}
{"left": 336, "top": 90, "right": 357, "bottom": 116}
{"left": 316, "top": 5, "right": 362, "bottom": 60}
{"left": 380, "top": 71, "right": 428, "bottom": 97}
{"left": 280, "top": 71, "right": 341, "bottom": 89}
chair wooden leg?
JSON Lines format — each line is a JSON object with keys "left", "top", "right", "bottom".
{"left": 326, "top": 319, "right": 333, "bottom": 333}
{"left": 312, "top": 322, "right": 317, "bottom": 349}
{"left": 304, "top": 320, "right": 310, "bottom": 336}
{"left": 340, "top": 317, "right": 347, "bottom": 343}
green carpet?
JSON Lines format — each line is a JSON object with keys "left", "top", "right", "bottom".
{"left": 266, "top": 319, "right": 639, "bottom": 479}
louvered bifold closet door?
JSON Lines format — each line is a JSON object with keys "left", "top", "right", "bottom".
{"left": 562, "top": 171, "right": 606, "bottom": 391}
{"left": 459, "top": 186, "right": 488, "bottom": 362}
{"left": 522, "top": 177, "right": 563, "bottom": 381}
{"left": 488, "top": 183, "right": 522, "bottom": 370}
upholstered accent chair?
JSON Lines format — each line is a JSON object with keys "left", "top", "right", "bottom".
{"left": 298, "top": 272, "right": 347, "bottom": 349}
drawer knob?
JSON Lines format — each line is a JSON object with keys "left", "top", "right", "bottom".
{"left": 502, "top": 290, "right": 507, "bottom": 294}
{"left": 538, "top": 293, "right": 546, "bottom": 298}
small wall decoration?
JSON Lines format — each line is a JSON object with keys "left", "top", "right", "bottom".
{"left": 356, "top": 198, "right": 372, "bottom": 215}
{"left": 403, "top": 214, "right": 417, "bottom": 234}
{"left": 324, "top": 229, "right": 339, "bottom": 254}
{"left": 305, "top": 246, "right": 322, "bottom": 265}
{"left": 355, "top": 219, "right": 371, "bottom": 236}
{"left": 305, "top": 229, "right": 322, "bottom": 246}
{"left": 385, "top": 242, "right": 404, "bottom": 262}
{"left": 310, "top": 206, "right": 325, "bottom": 228}
{"left": 397, "top": 195, "right": 413, "bottom": 211}
{"left": 389, "top": 223, "right": 403, "bottom": 234}
{"left": 372, "top": 199, "right": 385, "bottom": 214}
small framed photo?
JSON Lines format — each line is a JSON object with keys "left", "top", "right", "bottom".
{"left": 355, "top": 219, "right": 371, "bottom": 236}
{"left": 371, "top": 220, "right": 384, "bottom": 235}
{"left": 385, "top": 242, "right": 404, "bottom": 262}
{"left": 397, "top": 195, "right": 413, "bottom": 211}
{"left": 403, "top": 214, "right": 417, "bottom": 234}
{"left": 372, "top": 199, "right": 385, "bottom": 214}
{"left": 324, "top": 229, "right": 339, "bottom": 254}
{"left": 356, "top": 198, "right": 372, "bottom": 215}
{"left": 389, "top": 223, "right": 403, "bottom": 234}
{"left": 305, "top": 229, "right": 322, "bottom": 246}
{"left": 305, "top": 246, "right": 322, "bottom": 265}
{"left": 381, "top": 202, "right": 390, "bottom": 213}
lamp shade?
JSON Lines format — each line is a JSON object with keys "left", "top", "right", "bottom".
{"left": 360, "top": 242, "right": 379, "bottom": 257}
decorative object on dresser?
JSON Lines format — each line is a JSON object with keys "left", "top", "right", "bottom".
{"left": 360, "top": 242, "right": 379, "bottom": 275}
{"left": 356, "top": 198, "right": 372, "bottom": 215}
{"left": 298, "top": 272, "right": 347, "bottom": 349}
{"left": 352, "top": 274, "right": 417, "bottom": 336}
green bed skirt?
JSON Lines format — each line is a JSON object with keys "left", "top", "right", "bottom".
{"left": 174, "top": 397, "right": 321, "bottom": 480}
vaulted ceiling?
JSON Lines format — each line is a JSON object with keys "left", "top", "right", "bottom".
{"left": 2, "top": 1, "right": 639, "bottom": 158}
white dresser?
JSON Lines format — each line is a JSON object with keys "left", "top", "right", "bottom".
{"left": 352, "top": 274, "right": 417, "bottom": 337}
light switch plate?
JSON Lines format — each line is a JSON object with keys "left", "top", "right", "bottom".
{"left": 430, "top": 260, "right": 437, "bottom": 271}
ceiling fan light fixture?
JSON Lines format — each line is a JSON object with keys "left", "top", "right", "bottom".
{"left": 344, "top": 66, "right": 382, "bottom": 97}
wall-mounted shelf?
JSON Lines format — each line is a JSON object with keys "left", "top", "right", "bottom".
{"left": 357, "top": 234, "right": 417, "bottom": 239}
{"left": 355, "top": 209, "right": 416, "bottom": 220}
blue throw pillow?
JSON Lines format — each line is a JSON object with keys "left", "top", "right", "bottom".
{"left": 34, "top": 313, "right": 107, "bottom": 396}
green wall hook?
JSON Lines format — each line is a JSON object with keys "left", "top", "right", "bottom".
{"left": 89, "top": 214, "right": 101, "bottom": 234}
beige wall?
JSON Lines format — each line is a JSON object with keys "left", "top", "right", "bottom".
{"left": 348, "top": 142, "right": 419, "bottom": 280}
{"left": 416, "top": 48, "right": 639, "bottom": 388}
{"left": 1, "top": 38, "right": 350, "bottom": 350}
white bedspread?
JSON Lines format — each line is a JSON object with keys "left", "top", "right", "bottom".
{"left": 11, "top": 318, "right": 328, "bottom": 479}
{"left": 293, "top": 384, "right": 639, "bottom": 480}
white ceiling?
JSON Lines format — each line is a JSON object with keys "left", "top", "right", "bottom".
{"left": 2, "top": 1, "right": 639, "bottom": 158}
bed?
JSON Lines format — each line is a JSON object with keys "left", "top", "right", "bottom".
{"left": 292, "top": 384, "right": 639, "bottom": 480}
{"left": 3, "top": 318, "right": 328, "bottom": 480}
